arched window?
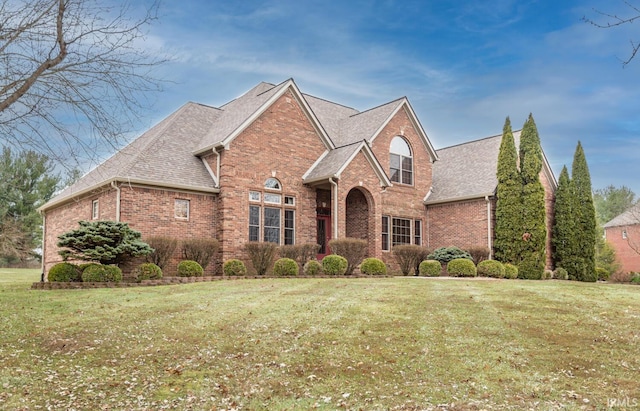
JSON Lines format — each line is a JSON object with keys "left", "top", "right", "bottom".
{"left": 264, "top": 178, "right": 281, "bottom": 190}
{"left": 390, "top": 136, "right": 413, "bottom": 185}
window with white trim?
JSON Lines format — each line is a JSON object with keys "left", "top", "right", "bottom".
{"left": 91, "top": 200, "right": 99, "bottom": 220}
{"left": 390, "top": 136, "right": 413, "bottom": 185}
{"left": 382, "top": 216, "right": 390, "bottom": 251}
{"left": 392, "top": 217, "right": 411, "bottom": 246}
{"left": 248, "top": 178, "right": 295, "bottom": 245}
{"left": 414, "top": 220, "right": 422, "bottom": 246}
{"left": 175, "top": 199, "right": 190, "bottom": 220}
{"left": 381, "top": 215, "right": 422, "bottom": 250}
{"left": 623, "top": 229, "right": 628, "bottom": 239}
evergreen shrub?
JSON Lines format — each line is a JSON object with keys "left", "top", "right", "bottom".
{"left": 428, "top": 246, "right": 472, "bottom": 264}
{"left": 553, "top": 267, "right": 568, "bottom": 280}
{"left": 303, "top": 260, "right": 322, "bottom": 276}
{"left": 596, "top": 267, "right": 610, "bottom": 281}
{"left": 223, "top": 259, "right": 247, "bottom": 276}
{"left": 504, "top": 263, "right": 518, "bottom": 279}
{"left": 322, "top": 254, "right": 347, "bottom": 275}
{"left": 244, "top": 242, "right": 277, "bottom": 275}
{"left": 447, "top": 258, "right": 477, "bottom": 277}
{"left": 419, "top": 260, "right": 441, "bottom": 277}
{"left": 135, "top": 263, "right": 163, "bottom": 281}
{"left": 48, "top": 262, "right": 81, "bottom": 282}
{"left": 273, "top": 258, "right": 299, "bottom": 276}
{"left": 542, "top": 269, "right": 553, "bottom": 280}
{"left": 177, "top": 260, "right": 204, "bottom": 277}
{"left": 477, "top": 260, "right": 505, "bottom": 278}
{"left": 81, "top": 264, "right": 123, "bottom": 282}
{"left": 328, "top": 238, "right": 367, "bottom": 275}
{"left": 360, "top": 258, "right": 387, "bottom": 275}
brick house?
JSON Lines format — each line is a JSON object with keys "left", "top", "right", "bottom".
{"left": 604, "top": 205, "right": 640, "bottom": 273}
{"left": 40, "top": 78, "right": 557, "bottom": 277}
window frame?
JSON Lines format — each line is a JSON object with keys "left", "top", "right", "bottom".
{"left": 248, "top": 181, "right": 295, "bottom": 245}
{"left": 91, "top": 199, "right": 99, "bottom": 220}
{"left": 174, "top": 199, "right": 190, "bottom": 220}
{"left": 382, "top": 215, "right": 423, "bottom": 251}
{"left": 389, "top": 136, "right": 413, "bottom": 186}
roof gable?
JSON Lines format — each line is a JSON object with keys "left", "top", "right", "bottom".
{"left": 604, "top": 203, "right": 640, "bottom": 228}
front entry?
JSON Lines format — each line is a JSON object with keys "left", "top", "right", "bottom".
{"left": 316, "top": 214, "right": 332, "bottom": 260}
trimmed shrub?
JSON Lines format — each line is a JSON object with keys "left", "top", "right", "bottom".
{"left": 182, "top": 238, "right": 218, "bottom": 270}
{"left": 596, "top": 267, "right": 610, "bottom": 281}
{"left": 609, "top": 271, "right": 633, "bottom": 283}
{"left": 145, "top": 236, "right": 178, "bottom": 269}
{"left": 419, "top": 260, "right": 441, "bottom": 277}
{"left": 328, "top": 238, "right": 367, "bottom": 275}
{"left": 135, "top": 263, "right": 163, "bottom": 281}
{"left": 466, "top": 246, "right": 491, "bottom": 265}
{"left": 322, "top": 254, "right": 348, "bottom": 275}
{"left": 393, "top": 245, "right": 430, "bottom": 276}
{"left": 273, "top": 258, "right": 299, "bottom": 276}
{"left": 447, "top": 258, "right": 477, "bottom": 277}
{"left": 553, "top": 267, "right": 569, "bottom": 280}
{"left": 223, "top": 259, "right": 247, "bottom": 276}
{"left": 244, "top": 242, "right": 277, "bottom": 275}
{"left": 360, "top": 258, "right": 387, "bottom": 275}
{"left": 631, "top": 273, "right": 640, "bottom": 284}
{"left": 278, "top": 244, "right": 320, "bottom": 268}
{"left": 48, "top": 262, "right": 81, "bottom": 282}
{"left": 504, "top": 263, "right": 518, "bottom": 279}
{"left": 477, "top": 260, "right": 505, "bottom": 278}
{"left": 81, "top": 264, "right": 123, "bottom": 282}
{"left": 177, "top": 260, "right": 204, "bottom": 277}
{"left": 542, "top": 269, "right": 553, "bottom": 280}
{"left": 428, "top": 246, "right": 473, "bottom": 264}
{"left": 303, "top": 260, "right": 322, "bottom": 276}
{"left": 518, "top": 257, "right": 543, "bottom": 280}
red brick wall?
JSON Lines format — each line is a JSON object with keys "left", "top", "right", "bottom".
{"left": 605, "top": 225, "right": 640, "bottom": 273}
{"left": 43, "top": 185, "right": 118, "bottom": 276}
{"left": 426, "top": 198, "right": 490, "bottom": 251}
{"left": 215, "top": 89, "right": 326, "bottom": 270}
{"left": 43, "top": 184, "right": 218, "bottom": 277}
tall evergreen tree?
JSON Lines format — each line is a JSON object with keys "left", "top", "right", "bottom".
{"left": 571, "top": 141, "right": 597, "bottom": 281}
{"left": 494, "top": 117, "right": 522, "bottom": 263}
{"left": 552, "top": 166, "right": 578, "bottom": 274}
{"left": 517, "top": 114, "right": 546, "bottom": 279}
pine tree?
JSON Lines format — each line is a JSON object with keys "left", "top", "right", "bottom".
{"left": 494, "top": 117, "right": 522, "bottom": 263}
{"left": 571, "top": 141, "right": 597, "bottom": 281}
{"left": 517, "top": 114, "right": 546, "bottom": 279}
{"left": 552, "top": 166, "right": 577, "bottom": 274}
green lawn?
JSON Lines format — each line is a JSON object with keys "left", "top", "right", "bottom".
{"left": 1, "top": 269, "right": 638, "bottom": 410}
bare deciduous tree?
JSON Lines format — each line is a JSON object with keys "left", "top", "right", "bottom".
{"left": 583, "top": 1, "right": 640, "bottom": 66}
{"left": 0, "top": 0, "right": 165, "bottom": 165}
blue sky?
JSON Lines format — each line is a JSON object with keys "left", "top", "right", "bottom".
{"left": 134, "top": 0, "right": 640, "bottom": 195}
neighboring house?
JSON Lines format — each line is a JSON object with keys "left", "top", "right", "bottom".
{"left": 604, "top": 204, "right": 640, "bottom": 273}
{"left": 39, "top": 78, "right": 557, "bottom": 277}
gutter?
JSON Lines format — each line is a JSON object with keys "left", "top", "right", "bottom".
{"left": 424, "top": 192, "right": 495, "bottom": 206}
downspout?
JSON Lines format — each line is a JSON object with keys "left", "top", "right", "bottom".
{"left": 329, "top": 177, "right": 338, "bottom": 239}
{"left": 485, "top": 195, "right": 492, "bottom": 259}
{"left": 111, "top": 181, "right": 121, "bottom": 222}
{"left": 40, "top": 211, "right": 45, "bottom": 282}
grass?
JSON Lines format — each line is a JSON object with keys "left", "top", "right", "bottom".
{"left": 1, "top": 269, "right": 639, "bottom": 410}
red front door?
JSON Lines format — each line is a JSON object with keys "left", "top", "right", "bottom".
{"left": 316, "top": 215, "right": 332, "bottom": 260}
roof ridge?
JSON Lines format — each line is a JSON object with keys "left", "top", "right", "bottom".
{"left": 436, "top": 129, "right": 523, "bottom": 151}
{"left": 302, "top": 93, "right": 358, "bottom": 112}
{"left": 349, "top": 97, "right": 405, "bottom": 118}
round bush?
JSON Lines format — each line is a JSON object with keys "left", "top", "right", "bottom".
{"left": 48, "top": 262, "right": 81, "bottom": 282}
{"left": 135, "top": 263, "right": 163, "bottom": 281}
{"left": 553, "top": 267, "right": 568, "bottom": 280}
{"left": 504, "top": 263, "right": 518, "bottom": 279}
{"left": 596, "top": 267, "right": 610, "bottom": 281}
{"left": 447, "top": 258, "right": 477, "bottom": 277}
{"left": 303, "top": 260, "right": 322, "bottom": 276}
{"left": 322, "top": 254, "right": 348, "bottom": 275}
{"left": 223, "top": 259, "right": 247, "bottom": 276}
{"left": 360, "top": 258, "right": 387, "bottom": 275}
{"left": 631, "top": 273, "right": 640, "bottom": 284}
{"left": 273, "top": 258, "right": 299, "bottom": 276}
{"left": 177, "top": 260, "right": 204, "bottom": 277}
{"left": 477, "top": 260, "right": 505, "bottom": 278}
{"left": 419, "top": 260, "right": 441, "bottom": 277}
{"left": 81, "top": 264, "right": 123, "bottom": 282}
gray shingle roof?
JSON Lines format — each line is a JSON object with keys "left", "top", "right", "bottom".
{"left": 604, "top": 203, "right": 640, "bottom": 228}
{"left": 42, "top": 102, "right": 221, "bottom": 209}
{"left": 425, "top": 131, "right": 522, "bottom": 204}
{"left": 303, "top": 144, "right": 361, "bottom": 182}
